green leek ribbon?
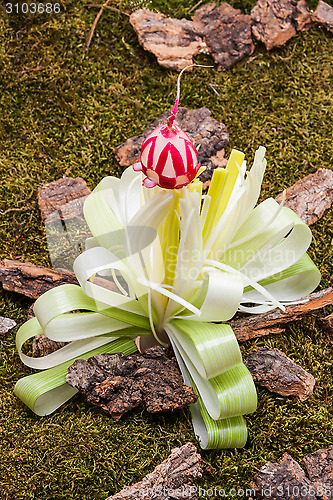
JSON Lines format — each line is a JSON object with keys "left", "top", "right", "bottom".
{"left": 14, "top": 148, "right": 321, "bottom": 449}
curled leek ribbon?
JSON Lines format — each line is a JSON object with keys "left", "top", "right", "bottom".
{"left": 14, "top": 147, "right": 320, "bottom": 449}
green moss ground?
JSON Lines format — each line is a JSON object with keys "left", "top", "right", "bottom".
{"left": 0, "top": 1, "right": 332, "bottom": 498}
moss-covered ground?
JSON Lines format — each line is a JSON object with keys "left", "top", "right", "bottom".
{"left": 0, "top": 0, "right": 332, "bottom": 498}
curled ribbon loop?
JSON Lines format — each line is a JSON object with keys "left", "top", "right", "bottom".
{"left": 14, "top": 148, "right": 320, "bottom": 449}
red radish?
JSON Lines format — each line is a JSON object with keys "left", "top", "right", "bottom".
{"left": 133, "top": 68, "right": 201, "bottom": 189}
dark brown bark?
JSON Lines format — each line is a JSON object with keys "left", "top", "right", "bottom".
{"left": 129, "top": 3, "right": 315, "bottom": 74}
{"left": 193, "top": 3, "right": 254, "bottom": 70}
{"left": 32, "top": 335, "right": 67, "bottom": 357}
{"left": 275, "top": 168, "right": 333, "bottom": 226}
{"left": 66, "top": 346, "right": 198, "bottom": 420}
{"left": 28, "top": 306, "right": 71, "bottom": 355}
{"left": 114, "top": 107, "right": 229, "bottom": 180}
{"left": 0, "top": 259, "right": 79, "bottom": 299}
{"left": 129, "top": 9, "right": 206, "bottom": 71}
{"left": 251, "top": 454, "right": 316, "bottom": 499}
{"left": 202, "top": 149, "right": 228, "bottom": 189}
{"left": 106, "top": 442, "right": 202, "bottom": 500}
{"left": 230, "top": 287, "right": 333, "bottom": 342}
{"left": 244, "top": 347, "right": 315, "bottom": 401}
{"left": 0, "top": 317, "right": 16, "bottom": 337}
{"left": 37, "top": 176, "right": 91, "bottom": 222}
{"left": 0, "top": 259, "right": 120, "bottom": 300}
{"left": 303, "top": 445, "right": 333, "bottom": 493}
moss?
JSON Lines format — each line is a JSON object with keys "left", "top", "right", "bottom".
{"left": 0, "top": 1, "right": 333, "bottom": 498}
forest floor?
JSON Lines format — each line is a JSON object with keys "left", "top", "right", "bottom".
{"left": 0, "top": 0, "right": 332, "bottom": 498}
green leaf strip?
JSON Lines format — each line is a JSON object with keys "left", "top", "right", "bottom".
{"left": 169, "top": 337, "right": 251, "bottom": 449}
{"left": 14, "top": 337, "right": 137, "bottom": 416}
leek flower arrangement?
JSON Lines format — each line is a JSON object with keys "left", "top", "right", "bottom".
{"left": 14, "top": 72, "right": 320, "bottom": 450}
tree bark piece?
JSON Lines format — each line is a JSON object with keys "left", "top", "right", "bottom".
{"left": 106, "top": 442, "right": 202, "bottom": 500}
{"left": 244, "top": 347, "right": 315, "bottom": 401}
{"left": 193, "top": 3, "right": 254, "bottom": 70}
{"left": 294, "top": 0, "right": 314, "bottom": 31}
{"left": 37, "top": 177, "right": 91, "bottom": 222}
{"left": 114, "top": 107, "right": 229, "bottom": 179}
{"left": 251, "top": 454, "right": 316, "bottom": 499}
{"left": 312, "top": 0, "right": 333, "bottom": 32}
{"left": 202, "top": 149, "right": 228, "bottom": 189}
{"left": 303, "top": 445, "right": 333, "bottom": 493}
{"left": 0, "top": 259, "right": 79, "bottom": 299}
{"left": 129, "top": 9, "right": 206, "bottom": 71}
{"left": 0, "top": 259, "right": 119, "bottom": 300}
{"left": 32, "top": 335, "right": 67, "bottom": 357}
{"left": 28, "top": 306, "right": 68, "bottom": 356}
{"left": 0, "top": 317, "right": 16, "bottom": 337}
{"left": 275, "top": 168, "right": 333, "bottom": 226}
{"left": 37, "top": 177, "right": 92, "bottom": 273}
{"left": 230, "top": 287, "right": 333, "bottom": 342}
{"left": 66, "top": 346, "right": 198, "bottom": 420}
{"left": 27, "top": 303, "right": 35, "bottom": 321}
{"left": 251, "top": 0, "right": 298, "bottom": 50}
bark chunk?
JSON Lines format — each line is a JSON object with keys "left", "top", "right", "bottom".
{"left": 294, "top": 0, "right": 314, "bottom": 31}
{"left": 106, "top": 442, "right": 202, "bottom": 500}
{"left": 244, "top": 347, "right": 315, "bottom": 401}
{"left": 37, "top": 177, "right": 91, "bottom": 223}
{"left": 0, "top": 317, "right": 16, "bottom": 337}
{"left": 193, "top": 3, "right": 254, "bottom": 70}
{"left": 32, "top": 335, "right": 67, "bottom": 357}
{"left": 0, "top": 259, "right": 119, "bottom": 300}
{"left": 37, "top": 176, "right": 93, "bottom": 272}
{"left": 251, "top": 0, "right": 297, "bottom": 50}
{"left": 251, "top": 454, "right": 316, "bottom": 499}
{"left": 230, "top": 287, "right": 333, "bottom": 342}
{"left": 66, "top": 346, "right": 198, "bottom": 420}
{"left": 312, "top": 0, "right": 333, "bottom": 32}
{"left": 275, "top": 168, "right": 333, "bottom": 225}
{"left": 0, "top": 259, "right": 79, "bottom": 299}
{"left": 114, "top": 107, "right": 229, "bottom": 178}
{"left": 303, "top": 445, "right": 333, "bottom": 493}
{"left": 129, "top": 9, "right": 206, "bottom": 71}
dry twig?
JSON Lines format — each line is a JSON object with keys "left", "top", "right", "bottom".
{"left": 231, "top": 287, "right": 333, "bottom": 342}
{"left": 188, "top": 0, "right": 203, "bottom": 13}
{"left": 86, "top": 4, "right": 129, "bottom": 15}
{"left": 85, "top": 0, "right": 112, "bottom": 52}
{"left": 0, "top": 206, "right": 31, "bottom": 216}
